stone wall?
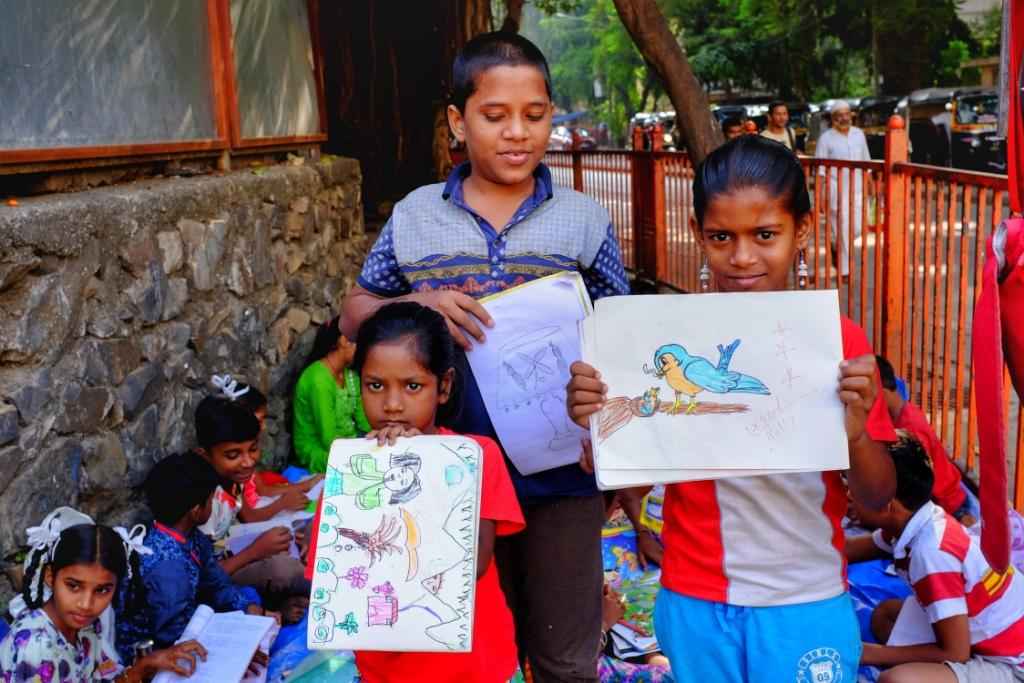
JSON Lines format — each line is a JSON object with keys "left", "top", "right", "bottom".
{"left": 0, "top": 157, "right": 368, "bottom": 588}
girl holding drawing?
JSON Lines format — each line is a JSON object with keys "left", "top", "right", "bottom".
{"left": 304, "top": 302, "right": 525, "bottom": 682}
{"left": 0, "top": 507, "right": 208, "bottom": 682}
{"left": 567, "top": 135, "right": 898, "bottom": 683}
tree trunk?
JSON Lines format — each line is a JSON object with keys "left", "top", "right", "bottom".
{"left": 500, "top": 0, "right": 525, "bottom": 32}
{"left": 611, "top": 0, "right": 722, "bottom": 164}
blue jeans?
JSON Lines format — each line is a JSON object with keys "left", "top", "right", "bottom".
{"left": 653, "top": 588, "right": 861, "bottom": 683}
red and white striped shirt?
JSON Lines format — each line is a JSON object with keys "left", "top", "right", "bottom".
{"left": 875, "top": 501, "right": 1024, "bottom": 668}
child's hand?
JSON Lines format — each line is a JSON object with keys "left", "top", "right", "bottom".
{"left": 839, "top": 354, "right": 879, "bottom": 445}
{"left": 567, "top": 361, "right": 607, "bottom": 429}
{"left": 367, "top": 425, "right": 422, "bottom": 446}
{"left": 277, "top": 489, "right": 309, "bottom": 512}
{"left": 416, "top": 291, "right": 494, "bottom": 350}
{"left": 141, "top": 640, "right": 208, "bottom": 678}
{"left": 251, "top": 527, "right": 292, "bottom": 559}
{"left": 298, "top": 473, "right": 324, "bottom": 493}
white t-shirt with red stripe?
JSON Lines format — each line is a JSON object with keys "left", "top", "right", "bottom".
{"left": 874, "top": 501, "right": 1024, "bottom": 669}
{"left": 660, "top": 317, "right": 897, "bottom": 607}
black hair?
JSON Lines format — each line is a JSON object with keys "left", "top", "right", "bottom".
{"left": 305, "top": 316, "right": 345, "bottom": 369}
{"left": 451, "top": 31, "right": 552, "bottom": 112}
{"left": 234, "top": 383, "right": 268, "bottom": 414}
{"left": 693, "top": 135, "right": 811, "bottom": 229}
{"left": 721, "top": 116, "right": 744, "bottom": 135}
{"left": 386, "top": 452, "right": 423, "bottom": 505}
{"left": 876, "top": 355, "right": 898, "bottom": 391}
{"left": 22, "top": 524, "right": 143, "bottom": 614}
{"left": 768, "top": 100, "right": 787, "bottom": 114}
{"left": 888, "top": 432, "right": 935, "bottom": 512}
{"left": 145, "top": 452, "right": 223, "bottom": 525}
{"left": 194, "top": 395, "right": 260, "bottom": 449}
{"left": 353, "top": 302, "right": 459, "bottom": 421}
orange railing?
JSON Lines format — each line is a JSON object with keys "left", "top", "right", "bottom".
{"left": 545, "top": 121, "right": 1021, "bottom": 509}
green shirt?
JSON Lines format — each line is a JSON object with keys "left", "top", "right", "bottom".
{"left": 292, "top": 362, "right": 370, "bottom": 473}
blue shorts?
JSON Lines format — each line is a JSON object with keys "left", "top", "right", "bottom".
{"left": 653, "top": 588, "right": 861, "bottom": 683}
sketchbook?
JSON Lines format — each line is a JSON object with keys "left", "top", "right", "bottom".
{"left": 308, "top": 435, "right": 483, "bottom": 652}
{"left": 152, "top": 605, "right": 277, "bottom": 683}
{"left": 582, "top": 291, "right": 849, "bottom": 489}
{"left": 466, "top": 271, "right": 591, "bottom": 475}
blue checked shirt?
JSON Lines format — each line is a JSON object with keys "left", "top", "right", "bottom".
{"left": 357, "top": 162, "right": 629, "bottom": 501}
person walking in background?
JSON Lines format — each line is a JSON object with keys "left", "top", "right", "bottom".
{"left": 816, "top": 100, "right": 871, "bottom": 280}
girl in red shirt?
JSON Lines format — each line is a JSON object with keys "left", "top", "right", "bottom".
{"left": 304, "top": 301, "right": 524, "bottom": 682}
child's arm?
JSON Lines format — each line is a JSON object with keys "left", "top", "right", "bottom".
{"left": 254, "top": 474, "right": 324, "bottom": 497}
{"left": 844, "top": 534, "right": 888, "bottom": 563}
{"left": 198, "top": 536, "right": 261, "bottom": 613}
{"left": 860, "top": 614, "right": 972, "bottom": 666}
{"left": 477, "top": 519, "right": 496, "bottom": 580}
{"left": 343, "top": 286, "right": 493, "bottom": 351}
{"left": 238, "top": 489, "right": 309, "bottom": 523}
{"left": 219, "top": 527, "right": 293, "bottom": 574}
{"left": 840, "top": 355, "right": 896, "bottom": 510}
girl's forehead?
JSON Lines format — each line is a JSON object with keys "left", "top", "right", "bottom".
{"left": 56, "top": 562, "right": 117, "bottom": 584}
{"left": 363, "top": 339, "right": 432, "bottom": 374}
{"left": 703, "top": 187, "right": 793, "bottom": 229}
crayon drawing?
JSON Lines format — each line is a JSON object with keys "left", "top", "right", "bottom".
{"left": 309, "top": 436, "right": 483, "bottom": 652}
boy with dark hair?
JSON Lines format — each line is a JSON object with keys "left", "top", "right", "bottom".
{"left": 116, "top": 453, "right": 269, "bottom": 660}
{"left": 341, "top": 30, "right": 628, "bottom": 682}
{"left": 192, "top": 396, "right": 310, "bottom": 598}
{"left": 721, "top": 115, "right": 744, "bottom": 140}
{"left": 875, "top": 356, "right": 972, "bottom": 521}
{"left": 847, "top": 435, "right": 1024, "bottom": 682}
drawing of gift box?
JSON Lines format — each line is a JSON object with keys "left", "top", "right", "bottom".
{"left": 367, "top": 594, "right": 399, "bottom": 627}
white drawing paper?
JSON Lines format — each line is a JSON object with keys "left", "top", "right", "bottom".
{"left": 308, "top": 435, "right": 482, "bottom": 652}
{"left": 467, "top": 272, "right": 591, "bottom": 475}
{"left": 583, "top": 291, "right": 848, "bottom": 487}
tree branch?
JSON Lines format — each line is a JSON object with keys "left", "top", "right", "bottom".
{"left": 611, "top": 0, "right": 722, "bottom": 164}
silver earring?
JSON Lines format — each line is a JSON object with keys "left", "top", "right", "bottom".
{"left": 797, "top": 250, "right": 809, "bottom": 289}
{"left": 699, "top": 256, "right": 711, "bottom": 291}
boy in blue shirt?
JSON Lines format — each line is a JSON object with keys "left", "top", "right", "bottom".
{"left": 341, "top": 31, "right": 628, "bottom": 682}
{"left": 116, "top": 453, "right": 270, "bottom": 661}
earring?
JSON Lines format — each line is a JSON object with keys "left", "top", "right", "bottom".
{"left": 797, "top": 249, "right": 809, "bottom": 289}
{"left": 699, "top": 255, "right": 711, "bottom": 292}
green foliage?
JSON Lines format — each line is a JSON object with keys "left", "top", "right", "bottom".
{"left": 970, "top": 5, "right": 1002, "bottom": 58}
{"left": 937, "top": 39, "right": 972, "bottom": 85}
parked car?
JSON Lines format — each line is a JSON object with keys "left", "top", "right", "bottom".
{"left": 905, "top": 87, "right": 957, "bottom": 166}
{"left": 857, "top": 96, "right": 900, "bottom": 159}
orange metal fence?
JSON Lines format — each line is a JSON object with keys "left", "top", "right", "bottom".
{"left": 544, "top": 122, "right": 1021, "bottom": 509}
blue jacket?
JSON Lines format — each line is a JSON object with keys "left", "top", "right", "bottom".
{"left": 116, "top": 523, "right": 256, "bottom": 662}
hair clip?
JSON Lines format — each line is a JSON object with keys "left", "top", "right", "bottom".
{"left": 212, "top": 374, "right": 251, "bottom": 401}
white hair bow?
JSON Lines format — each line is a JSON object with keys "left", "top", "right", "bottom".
{"left": 23, "top": 507, "right": 95, "bottom": 605}
{"left": 25, "top": 519, "right": 62, "bottom": 563}
{"left": 212, "top": 374, "right": 250, "bottom": 401}
{"left": 113, "top": 524, "right": 152, "bottom": 581}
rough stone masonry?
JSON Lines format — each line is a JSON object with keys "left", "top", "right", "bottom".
{"left": 0, "top": 157, "right": 369, "bottom": 603}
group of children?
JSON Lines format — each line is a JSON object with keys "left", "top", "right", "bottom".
{"left": 3, "top": 29, "right": 1022, "bottom": 683}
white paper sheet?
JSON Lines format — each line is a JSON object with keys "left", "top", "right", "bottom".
{"left": 308, "top": 435, "right": 482, "bottom": 652}
{"left": 152, "top": 606, "right": 276, "bottom": 683}
{"left": 583, "top": 291, "right": 849, "bottom": 487}
{"left": 887, "top": 595, "right": 936, "bottom": 646}
{"left": 466, "top": 272, "right": 591, "bottom": 475}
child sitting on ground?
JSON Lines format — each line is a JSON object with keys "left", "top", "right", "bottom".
{"left": 292, "top": 317, "right": 371, "bottom": 474}
{"left": 0, "top": 507, "right": 207, "bottom": 681}
{"left": 212, "top": 374, "right": 323, "bottom": 510}
{"left": 191, "top": 395, "right": 310, "bottom": 598}
{"left": 875, "top": 356, "right": 975, "bottom": 524}
{"left": 846, "top": 433, "right": 1024, "bottom": 682}
{"left": 116, "top": 453, "right": 275, "bottom": 663}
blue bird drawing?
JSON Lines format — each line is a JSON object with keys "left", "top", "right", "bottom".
{"left": 644, "top": 339, "right": 770, "bottom": 415}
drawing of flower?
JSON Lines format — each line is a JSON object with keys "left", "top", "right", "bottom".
{"left": 344, "top": 565, "right": 369, "bottom": 589}
{"left": 337, "top": 612, "right": 359, "bottom": 635}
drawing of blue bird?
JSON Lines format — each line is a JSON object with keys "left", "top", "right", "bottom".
{"left": 646, "top": 339, "right": 770, "bottom": 415}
